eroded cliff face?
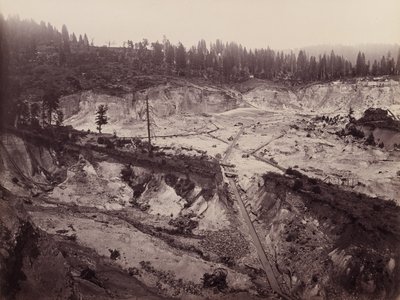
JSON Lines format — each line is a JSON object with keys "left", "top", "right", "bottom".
{"left": 0, "top": 189, "right": 166, "bottom": 300}
{"left": 0, "top": 133, "right": 64, "bottom": 196}
{"left": 245, "top": 173, "right": 400, "bottom": 300}
{"left": 0, "top": 131, "right": 259, "bottom": 299}
{"left": 243, "top": 79, "right": 400, "bottom": 117}
{"left": 60, "top": 83, "right": 242, "bottom": 130}
{"left": 60, "top": 79, "right": 400, "bottom": 134}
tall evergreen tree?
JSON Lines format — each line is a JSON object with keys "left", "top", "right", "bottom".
{"left": 71, "top": 33, "right": 77, "bottom": 45}
{"left": 175, "top": 43, "right": 186, "bottom": 71}
{"left": 164, "top": 40, "right": 175, "bottom": 66}
{"left": 95, "top": 105, "right": 108, "bottom": 133}
{"left": 355, "top": 52, "right": 366, "bottom": 76}
{"left": 197, "top": 39, "right": 208, "bottom": 70}
{"left": 309, "top": 56, "right": 317, "bottom": 81}
{"left": 297, "top": 50, "right": 308, "bottom": 80}
{"left": 371, "top": 60, "right": 379, "bottom": 76}
{"left": 83, "top": 34, "right": 89, "bottom": 48}
{"left": 380, "top": 56, "right": 387, "bottom": 75}
{"left": 78, "top": 34, "right": 83, "bottom": 46}
{"left": 61, "top": 24, "right": 70, "bottom": 54}
{"left": 42, "top": 88, "right": 60, "bottom": 126}
{"left": 396, "top": 49, "right": 400, "bottom": 75}
{"left": 151, "top": 41, "right": 163, "bottom": 66}
{"left": 386, "top": 52, "right": 395, "bottom": 75}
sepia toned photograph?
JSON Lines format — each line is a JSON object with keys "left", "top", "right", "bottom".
{"left": 0, "top": 0, "right": 399, "bottom": 299}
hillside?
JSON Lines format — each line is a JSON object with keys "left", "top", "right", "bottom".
{"left": 2, "top": 16, "right": 400, "bottom": 131}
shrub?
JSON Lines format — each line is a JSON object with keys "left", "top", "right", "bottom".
{"left": 164, "top": 173, "right": 178, "bottom": 186}
{"left": 202, "top": 268, "right": 228, "bottom": 291}
{"left": 365, "top": 133, "right": 375, "bottom": 146}
{"left": 128, "top": 267, "right": 140, "bottom": 276}
{"left": 80, "top": 267, "right": 96, "bottom": 280}
{"left": 347, "top": 125, "right": 365, "bottom": 138}
{"left": 290, "top": 124, "right": 299, "bottom": 130}
{"left": 65, "top": 234, "right": 77, "bottom": 241}
{"left": 168, "top": 215, "right": 198, "bottom": 234}
{"left": 120, "top": 164, "right": 133, "bottom": 182}
{"left": 220, "top": 256, "right": 234, "bottom": 267}
{"left": 308, "top": 177, "right": 318, "bottom": 185}
{"left": 286, "top": 167, "right": 303, "bottom": 178}
{"left": 293, "top": 179, "right": 303, "bottom": 191}
{"left": 104, "top": 138, "right": 115, "bottom": 149}
{"left": 109, "top": 249, "right": 120, "bottom": 260}
{"left": 311, "top": 185, "right": 322, "bottom": 194}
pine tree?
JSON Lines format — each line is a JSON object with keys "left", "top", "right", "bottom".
{"left": 71, "top": 33, "right": 77, "bottom": 45}
{"left": 386, "top": 52, "right": 395, "bottom": 75}
{"left": 296, "top": 50, "right": 308, "bottom": 80}
{"left": 371, "top": 60, "right": 379, "bottom": 76}
{"left": 61, "top": 24, "right": 70, "bottom": 54}
{"left": 362, "top": 53, "right": 368, "bottom": 75}
{"left": 95, "top": 105, "right": 108, "bottom": 133}
{"left": 396, "top": 49, "right": 400, "bottom": 75}
{"left": 380, "top": 56, "right": 387, "bottom": 75}
{"left": 309, "top": 56, "right": 317, "bottom": 81}
{"left": 29, "top": 103, "right": 41, "bottom": 127}
{"left": 319, "top": 54, "right": 327, "bottom": 80}
{"left": 83, "top": 34, "right": 89, "bottom": 48}
{"left": 55, "top": 110, "right": 64, "bottom": 126}
{"left": 42, "top": 89, "right": 60, "bottom": 126}
{"left": 175, "top": 43, "right": 186, "bottom": 71}
{"left": 197, "top": 39, "right": 207, "bottom": 70}
{"left": 78, "top": 34, "right": 83, "bottom": 46}
{"left": 165, "top": 43, "right": 175, "bottom": 66}
{"left": 151, "top": 41, "right": 163, "bottom": 66}
{"left": 356, "top": 52, "right": 364, "bottom": 76}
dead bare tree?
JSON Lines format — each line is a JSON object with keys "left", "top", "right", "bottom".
{"left": 145, "top": 95, "right": 158, "bottom": 154}
{"left": 146, "top": 95, "right": 151, "bottom": 152}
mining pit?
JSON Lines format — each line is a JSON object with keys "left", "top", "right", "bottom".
{"left": 1, "top": 77, "right": 400, "bottom": 299}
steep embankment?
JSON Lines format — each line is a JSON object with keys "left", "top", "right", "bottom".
{"left": 242, "top": 79, "right": 400, "bottom": 117}
{"left": 0, "top": 188, "right": 165, "bottom": 300}
{"left": 60, "top": 81, "right": 243, "bottom": 132}
{"left": 246, "top": 172, "right": 400, "bottom": 300}
{"left": 61, "top": 78, "right": 400, "bottom": 135}
{"left": 0, "top": 133, "right": 64, "bottom": 196}
{"left": 0, "top": 131, "right": 262, "bottom": 299}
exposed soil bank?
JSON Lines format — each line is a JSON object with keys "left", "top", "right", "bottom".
{"left": 242, "top": 79, "right": 400, "bottom": 118}
{"left": 0, "top": 132, "right": 66, "bottom": 197}
{"left": 0, "top": 189, "right": 166, "bottom": 300}
{"left": 0, "top": 130, "right": 266, "bottom": 299}
{"left": 60, "top": 82, "right": 243, "bottom": 132}
{"left": 251, "top": 171, "right": 400, "bottom": 299}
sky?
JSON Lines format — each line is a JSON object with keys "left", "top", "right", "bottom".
{"left": 1, "top": 0, "right": 399, "bottom": 50}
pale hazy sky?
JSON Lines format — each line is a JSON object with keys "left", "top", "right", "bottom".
{"left": 0, "top": 0, "right": 399, "bottom": 49}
